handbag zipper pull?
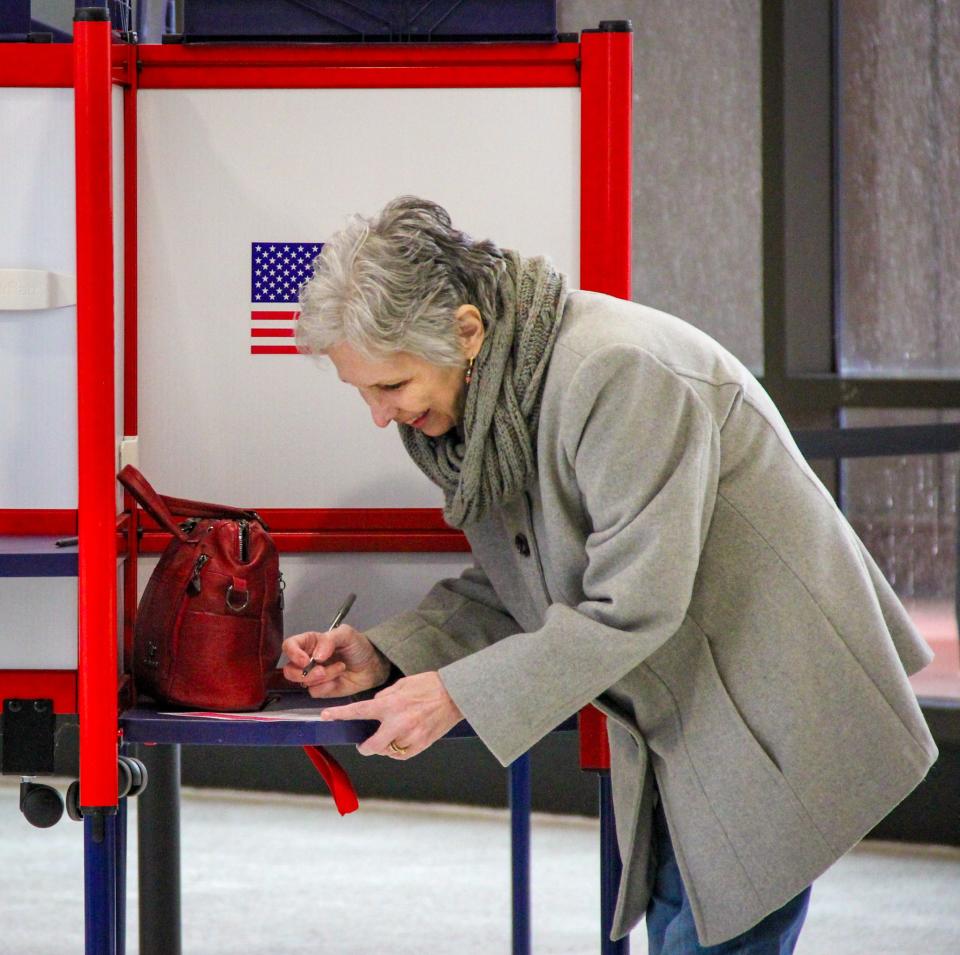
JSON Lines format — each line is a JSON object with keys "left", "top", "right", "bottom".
{"left": 188, "top": 553, "right": 210, "bottom": 595}
{"left": 238, "top": 520, "right": 249, "bottom": 563}
{"left": 278, "top": 570, "right": 286, "bottom": 610}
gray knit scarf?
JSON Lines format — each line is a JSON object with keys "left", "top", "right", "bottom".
{"left": 399, "top": 251, "right": 568, "bottom": 528}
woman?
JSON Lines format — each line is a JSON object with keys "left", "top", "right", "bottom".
{"left": 281, "top": 196, "right": 937, "bottom": 953}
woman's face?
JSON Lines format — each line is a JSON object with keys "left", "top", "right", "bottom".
{"left": 325, "top": 341, "right": 467, "bottom": 437}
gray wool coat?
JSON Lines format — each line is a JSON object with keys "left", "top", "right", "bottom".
{"left": 366, "top": 290, "right": 938, "bottom": 946}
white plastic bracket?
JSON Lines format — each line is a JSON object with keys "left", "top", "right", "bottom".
{"left": 119, "top": 436, "right": 140, "bottom": 472}
{"left": 0, "top": 269, "right": 77, "bottom": 310}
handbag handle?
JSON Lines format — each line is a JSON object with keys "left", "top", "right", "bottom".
{"left": 157, "top": 494, "right": 263, "bottom": 525}
{"left": 117, "top": 465, "right": 264, "bottom": 534}
{"left": 117, "top": 465, "right": 188, "bottom": 540}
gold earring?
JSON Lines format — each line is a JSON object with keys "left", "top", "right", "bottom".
{"left": 465, "top": 356, "right": 475, "bottom": 385}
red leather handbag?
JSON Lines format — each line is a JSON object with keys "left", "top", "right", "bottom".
{"left": 118, "top": 466, "right": 359, "bottom": 815}
{"left": 119, "top": 465, "right": 284, "bottom": 711}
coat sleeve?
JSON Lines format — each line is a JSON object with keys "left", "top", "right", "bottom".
{"left": 437, "top": 345, "right": 722, "bottom": 765}
{"left": 364, "top": 563, "right": 523, "bottom": 674}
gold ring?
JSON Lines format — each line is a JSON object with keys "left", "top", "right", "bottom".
{"left": 388, "top": 741, "right": 409, "bottom": 755}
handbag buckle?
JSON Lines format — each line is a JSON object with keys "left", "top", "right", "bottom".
{"left": 225, "top": 583, "right": 250, "bottom": 613}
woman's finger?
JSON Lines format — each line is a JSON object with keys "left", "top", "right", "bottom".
{"left": 282, "top": 631, "right": 336, "bottom": 664}
{"left": 281, "top": 663, "right": 303, "bottom": 683}
{"left": 282, "top": 660, "right": 316, "bottom": 684}
{"left": 282, "top": 633, "right": 338, "bottom": 682}
{"left": 355, "top": 721, "right": 417, "bottom": 759}
{"left": 319, "top": 699, "right": 380, "bottom": 722}
{"left": 305, "top": 672, "right": 361, "bottom": 699}
{"left": 280, "top": 634, "right": 316, "bottom": 669}
{"left": 301, "top": 661, "right": 347, "bottom": 688}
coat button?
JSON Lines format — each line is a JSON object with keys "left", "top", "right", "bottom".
{"left": 514, "top": 533, "right": 531, "bottom": 557}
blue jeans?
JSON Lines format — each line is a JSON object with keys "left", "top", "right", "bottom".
{"left": 646, "top": 801, "right": 811, "bottom": 955}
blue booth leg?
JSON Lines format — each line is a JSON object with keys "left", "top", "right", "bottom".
{"left": 84, "top": 810, "right": 118, "bottom": 955}
{"left": 599, "top": 772, "right": 629, "bottom": 954}
{"left": 116, "top": 798, "right": 127, "bottom": 955}
{"left": 508, "top": 753, "right": 532, "bottom": 955}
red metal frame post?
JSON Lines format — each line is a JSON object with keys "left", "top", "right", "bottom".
{"left": 75, "top": 9, "right": 119, "bottom": 812}
{"left": 580, "top": 24, "right": 633, "bottom": 299}
{"left": 122, "top": 42, "right": 140, "bottom": 687}
{"left": 578, "top": 23, "right": 634, "bottom": 773}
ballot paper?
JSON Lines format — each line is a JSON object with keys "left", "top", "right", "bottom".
{"left": 159, "top": 690, "right": 371, "bottom": 721}
{"left": 158, "top": 708, "right": 336, "bottom": 721}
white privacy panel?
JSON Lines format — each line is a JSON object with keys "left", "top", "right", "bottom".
{"left": 0, "top": 577, "right": 77, "bottom": 668}
{"left": 0, "top": 88, "right": 77, "bottom": 508}
{"left": 138, "top": 551, "right": 474, "bottom": 644}
{"left": 137, "top": 86, "right": 579, "bottom": 507}
{"left": 0, "top": 86, "right": 126, "bottom": 510}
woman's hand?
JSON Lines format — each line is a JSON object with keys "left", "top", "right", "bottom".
{"left": 319, "top": 672, "right": 463, "bottom": 760}
{"left": 281, "top": 625, "right": 391, "bottom": 697}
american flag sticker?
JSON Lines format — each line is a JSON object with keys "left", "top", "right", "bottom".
{"left": 250, "top": 242, "right": 323, "bottom": 355}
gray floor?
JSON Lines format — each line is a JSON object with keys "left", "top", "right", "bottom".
{"left": 1, "top": 777, "right": 958, "bottom": 954}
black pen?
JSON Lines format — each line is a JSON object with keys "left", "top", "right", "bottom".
{"left": 302, "top": 593, "right": 356, "bottom": 677}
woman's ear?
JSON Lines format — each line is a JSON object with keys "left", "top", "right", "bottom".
{"left": 455, "top": 304, "right": 485, "bottom": 360}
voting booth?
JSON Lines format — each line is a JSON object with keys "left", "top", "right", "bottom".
{"left": 1, "top": 10, "right": 631, "bottom": 953}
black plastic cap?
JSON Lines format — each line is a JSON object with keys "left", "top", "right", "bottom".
{"left": 74, "top": 6, "right": 110, "bottom": 22}
{"left": 583, "top": 20, "right": 633, "bottom": 34}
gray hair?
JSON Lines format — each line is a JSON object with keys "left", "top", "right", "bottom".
{"left": 297, "top": 196, "right": 506, "bottom": 366}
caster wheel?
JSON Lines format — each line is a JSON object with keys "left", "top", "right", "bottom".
{"left": 119, "top": 755, "right": 148, "bottom": 797}
{"left": 117, "top": 757, "right": 133, "bottom": 799}
{"left": 20, "top": 782, "right": 64, "bottom": 828}
{"left": 65, "top": 780, "right": 82, "bottom": 821}
{"left": 130, "top": 757, "right": 148, "bottom": 796}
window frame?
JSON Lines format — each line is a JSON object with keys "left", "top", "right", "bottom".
{"left": 761, "top": 0, "right": 960, "bottom": 736}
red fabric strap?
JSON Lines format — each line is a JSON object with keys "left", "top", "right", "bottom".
{"left": 302, "top": 745, "right": 359, "bottom": 815}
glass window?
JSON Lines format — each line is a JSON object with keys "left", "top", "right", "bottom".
{"left": 837, "top": 2, "right": 960, "bottom": 376}
{"left": 841, "top": 408, "right": 960, "bottom": 700}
